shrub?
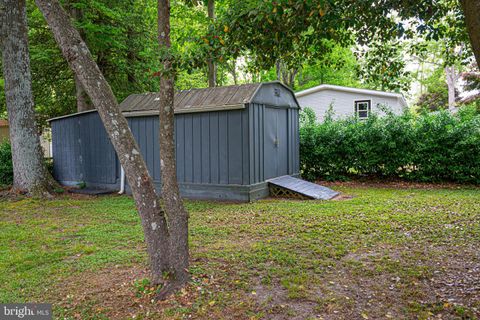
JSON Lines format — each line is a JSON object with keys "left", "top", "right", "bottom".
{"left": 300, "top": 109, "right": 480, "bottom": 184}
{"left": 0, "top": 141, "right": 13, "bottom": 186}
{"left": 299, "top": 107, "right": 317, "bottom": 127}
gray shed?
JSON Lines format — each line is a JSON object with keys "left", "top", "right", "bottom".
{"left": 49, "top": 82, "right": 302, "bottom": 201}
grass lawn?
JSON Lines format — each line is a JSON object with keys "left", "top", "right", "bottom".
{"left": 0, "top": 185, "right": 479, "bottom": 319}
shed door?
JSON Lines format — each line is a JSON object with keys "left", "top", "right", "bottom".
{"left": 264, "top": 107, "right": 289, "bottom": 180}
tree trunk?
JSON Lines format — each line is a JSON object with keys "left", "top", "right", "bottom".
{"left": 156, "top": 0, "right": 190, "bottom": 299}
{"left": 445, "top": 66, "right": 457, "bottom": 112}
{"left": 229, "top": 59, "right": 238, "bottom": 85}
{"left": 0, "top": 0, "right": 57, "bottom": 196}
{"left": 281, "top": 68, "right": 297, "bottom": 89}
{"left": 126, "top": 44, "right": 137, "bottom": 85}
{"left": 74, "top": 74, "right": 91, "bottom": 112}
{"left": 68, "top": 4, "right": 92, "bottom": 112}
{"left": 126, "top": 24, "right": 137, "bottom": 86}
{"left": 461, "top": 0, "right": 480, "bottom": 68}
{"left": 34, "top": 0, "right": 171, "bottom": 284}
{"left": 207, "top": 0, "right": 216, "bottom": 87}
{"left": 275, "top": 60, "right": 281, "bottom": 81}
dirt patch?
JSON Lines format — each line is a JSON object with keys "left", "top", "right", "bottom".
{"left": 0, "top": 187, "right": 104, "bottom": 201}
{"left": 252, "top": 245, "right": 480, "bottom": 320}
{"left": 53, "top": 261, "right": 257, "bottom": 320}
{"left": 319, "top": 178, "right": 479, "bottom": 190}
{"left": 54, "top": 264, "right": 214, "bottom": 319}
{"left": 423, "top": 247, "right": 480, "bottom": 314}
{"left": 53, "top": 265, "right": 152, "bottom": 319}
{"left": 253, "top": 282, "right": 318, "bottom": 320}
{"left": 0, "top": 189, "right": 26, "bottom": 201}
{"left": 331, "top": 193, "right": 354, "bottom": 201}
{"left": 322, "top": 246, "right": 479, "bottom": 319}
{"left": 50, "top": 243, "right": 480, "bottom": 319}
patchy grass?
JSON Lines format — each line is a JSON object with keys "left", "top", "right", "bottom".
{"left": 0, "top": 186, "right": 479, "bottom": 319}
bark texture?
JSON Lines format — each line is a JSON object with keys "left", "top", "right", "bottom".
{"left": 157, "top": 0, "right": 190, "bottom": 299}
{"left": 0, "top": 0, "right": 57, "bottom": 196}
{"left": 35, "top": 0, "right": 170, "bottom": 284}
{"left": 207, "top": 0, "right": 216, "bottom": 87}
{"left": 461, "top": 0, "right": 480, "bottom": 68}
{"left": 275, "top": 60, "right": 297, "bottom": 89}
{"left": 445, "top": 66, "right": 458, "bottom": 112}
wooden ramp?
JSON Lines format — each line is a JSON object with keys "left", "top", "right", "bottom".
{"left": 268, "top": 175, "right": 339, "bottom": 200}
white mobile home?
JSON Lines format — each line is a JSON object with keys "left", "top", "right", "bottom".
{"left": 296, "top": 84, "right": 408, "bottom": 122}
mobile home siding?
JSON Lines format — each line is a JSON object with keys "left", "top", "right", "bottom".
{"left": 297, "top": 89, "right": 404, "bottom": 122}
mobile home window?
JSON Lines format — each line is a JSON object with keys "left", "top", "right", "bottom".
{"left": 354, "top": 100, "right": 371, "bottom": 119}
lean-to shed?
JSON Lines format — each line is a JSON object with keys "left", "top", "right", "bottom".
{"left": 49, "top": 82, "right": 301, "bottom": 201}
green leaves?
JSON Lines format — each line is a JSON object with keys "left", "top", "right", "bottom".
{"left": 218, "top": 0, "right": 349, "bottom": 71}
{"left": 299, "top": 109, "right": 480, "bottom": 183}
{"left": 0, "top": 141, "right": 13, "bottom": 186}
{"left": 356, "top": 39, "right": 412, "bottom": 92}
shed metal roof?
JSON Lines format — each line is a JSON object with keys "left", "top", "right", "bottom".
{"left": 48, "top": 82, "right": 298, "bottom": 122}
{"left": 120, "top": 83, "right": 262, "bottom": 114}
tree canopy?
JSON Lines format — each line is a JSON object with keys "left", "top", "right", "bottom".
{"left": 0, "top": 0, "right": 478, "bottom": 123}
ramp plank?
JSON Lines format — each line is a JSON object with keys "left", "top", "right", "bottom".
{"left": 268, "top": 176, "right": 339, "bottom": 200}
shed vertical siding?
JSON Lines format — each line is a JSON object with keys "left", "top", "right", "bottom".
{"left": 209, "top": 113, "right": 219, "bottom": 183}
{"left": 175, "top": 116, "right": 185, "bottom": 182}
{"left": 248, "top": 103, "right": 265, "bottom": 184}
{"left": 50, "top": 82, "right": 300, "bottom": 200}
{"left": 128, "top": 117, "right": 161, "bottom": 181}
{"left": 218, "top": 112, "right": 228, "bottom": 184}
{"left": 227, "top": 110, "right": 243, "bottom": 184}
{"left": 248, "top": 103, "right": 299, "bottom": 184}
{"left": 51, "top": 112, "right": 117, "bottom": 185}
{"left": 288, "top": 107, "right": 300, "bottom": 174}
{"left": 127, "top": 110, "right": 250, "bottom": 186}
{"left": 201, "top": 114, "right": 210, "bottom": 183}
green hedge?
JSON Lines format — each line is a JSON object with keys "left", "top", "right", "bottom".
{"left": 299, "top": 108, "right": 480, "bottom": 184}
{"left": 0, "top": 141, "right": 56, "bottom": 188}
{"left": 0, "top": 141, "right": 13, "bottom": 186}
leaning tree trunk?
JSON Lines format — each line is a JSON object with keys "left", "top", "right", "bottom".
{"left": 207, "top": 0, "right": 216, "bottom": 87}
{"left": 0, "top": 0, "right": 57, "bottom": 196}
{"left": 156, "top": 0, "right": 190, "bottom": 300}
{"left": 461, "top": 0, "right": 480, "bottom": 68}
{"left": 34, "top": 0, "right": 171, "bottom": 284}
